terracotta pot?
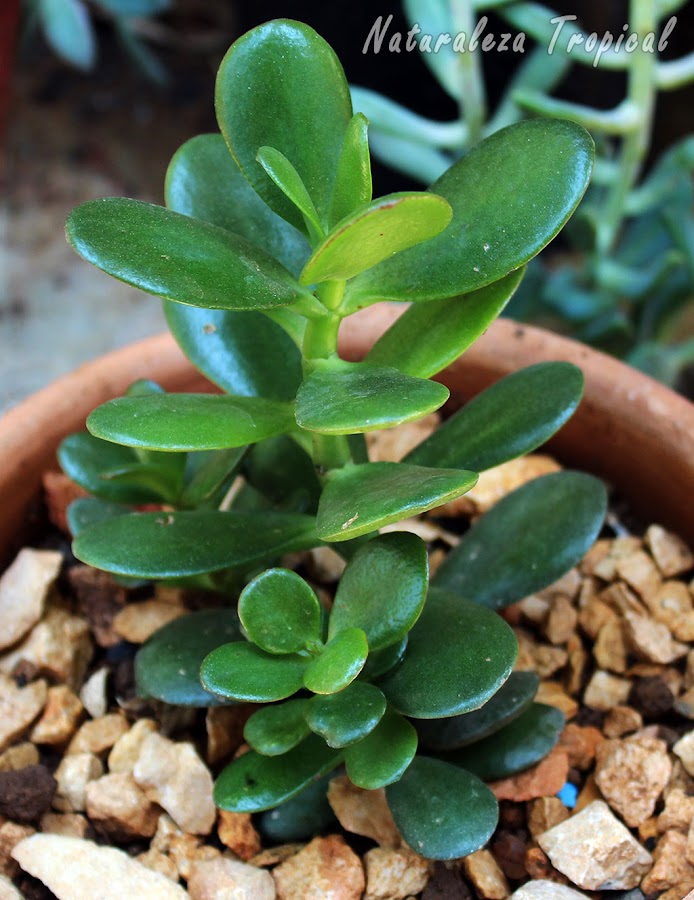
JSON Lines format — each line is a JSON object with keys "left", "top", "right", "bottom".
{"left": 2, "top": 309, "right": 694, "bottom": 565}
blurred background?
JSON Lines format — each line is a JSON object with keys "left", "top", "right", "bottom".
{"left": 2, "top": 0, "right": 694, "bottom": 411}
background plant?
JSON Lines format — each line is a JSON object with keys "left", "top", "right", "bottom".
{"left": 59, "top": 19, "right": 607, "bottom": 858}
{"left": 352, "top": 0, "right": 694, "bottom": 386}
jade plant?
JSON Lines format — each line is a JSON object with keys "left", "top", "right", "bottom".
{"left": 58, "top": 19, "right": 608, "bottom": 858}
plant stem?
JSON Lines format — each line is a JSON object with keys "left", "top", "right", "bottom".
{"left": 450, "top": 0, "right": 487, "bottom": 148}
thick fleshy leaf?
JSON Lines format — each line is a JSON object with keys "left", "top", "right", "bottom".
{"left": 257, "top": 146, "right": 323, "bottom": 238}
{"left": 73, "top": 510, "right": 317, "bottom": 577}
{"left": 344, "top": 120, "right": 594, "bottom": 309}
{"left": 215, "top": 20, "right": 352, "bottom": 232}
{"left": 239, "top": 568, "right": 322, "bottom": 654}
{"left": 66, "top": 498, "right": 130, "bottom": 537}
{"left": 200, "top": 642, "right": 308, "bottom": 702}
{"left": 180, "top": 447, "right": 246, "bottom": 508}
{"left": 444, "top": 704, "right": 566, "bottom": 780}
{"left": 165, "top": 133, "right": 311, "bottom": 276}
{"left": 66, "top": 198, "right": 312, "bottom": 311}
{"left": 98, "top": 461, "right": 184, "bottom": 503}
{"left": 40, "top": 0, "right": 95, "bottom": 70}
{"left": 58, "top": 433, "right": 160, "bottom": 503}
{"left": 360, "top": 638, "right": 408, "bottom": 681}
{"left": 164, "top": 306, "right": 303, "bottom": 401}
{"left": 434, "top": 472, "right": 608, "bottom": 608}
{"left": 416, "top": 671, "right": 540, "bottom": 751}
{"left": 330, "top": 113, "right": 372, "bottom": 226}
{"left": 329, "top": 533, "right": 428, "bottom": 650}
{"left": 316, "top": 462, "right": 478, "bottom": 541}
{"left": 295, "top": 365, "right": 449, "bottom": 435}
{"left": 303, "top": 628, "right": 368, "bottom": 694}
{"left": 379, "top": 589, "right": 517, "bottom": 719}
{"left": 244, "top": 700, "right": 311, "bottom": 756}
{"left": 386, "top": 757, "right": 498, "bottom": 860}
{"left": 406, "top": 363, "right": 584, "bottom": 472}
{"left": 300, "top": 192, "right": 452, "bottom": 284}
{"left": 366, "top": 270, "right": 524, "bottom": 378}
{"left": 345, "top": 707, "right": 417, "bottom": 789}
{"left": 305, "top": 682, "right": 386, "bottom": 748}
{"left": 87, "top": 394, "right": 295, "bottom": 452}
{"left": 243, "top": 435, "right": 321, "bottom": 514}
{"left": 135, "top": 609, "right": 243, "bottom": 706}
{"left": 258, "top": 772, "right": 337, "bottom": 842}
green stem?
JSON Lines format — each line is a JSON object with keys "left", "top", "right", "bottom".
{"left": 450, "top": 0, "right": 487, "bottom": 148}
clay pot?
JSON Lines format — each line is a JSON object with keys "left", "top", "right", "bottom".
{"left": 2, "top": 309, "right": 694, "bottom": 565}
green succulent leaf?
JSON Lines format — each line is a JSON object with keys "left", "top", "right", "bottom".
{"left": 180, "top": 447, "right": 246, "bottom": 508}
{"left": 345, "top": 707, "right": 417, "bottom": 789}
{"left": 243, "top": 435, "right": 321, "bottom": 514}
{"left": 73, "top": 509, "right": 317, "bottom": 577}
{"left": 330, "top": 112, "right": 372, "bottom": 226}
{"left": 87, "top": 394, "right": 295, "bottom": 452}
{"left": 305, "top": 682, "right": 387, "bottom": 748}
{"left": 258, "top": 772, "right": 337, "bottom": 842}
{"left": 379, "top": 588, "right": 517, "bottom": 719}
{"left": 403, "top": 0, "right": 462, "bottom": 99}
{"left": 316, "top": 463, "right": 478, "bottom": 541}
{"left": 200, "top": 642, "right": 308, "bottom": 702}
{"left": 215, "top": 734, "right": 343, "bottom": 813}
{"left": 164, "top": 306, "right": 303, "bottom": 401}
{"left": 135, "top": 609, "right": 243, "bottom": 707}
{"left": 360, "top": 638, "right": 408, "bottom": 681}
{"left": 58, "top": 433, "right": 161, "bottom": 503}
{"left": 329, "top": 532, "right": 428, "bottom": 650}
{"left": 303, "top": 628, "right": 368, "bottom": 694}
{"left": 244, "top": 699, "right": 311, "bottom": 756}
{"left": 238, "top": 568, "right": 322, "bottom": 655}
{"left": 416, "top": 671, "right": 540, "bottom": 751}
{"left": 165, "top": 133, "right": 311, "bottom": 276}
{"left": 444, "top": 703, "right": 566, "bottom": 780}
{"left": 98, "top": 461, "right": 184, "bottom": 503}
{"left": 295, "top": 365, "right": 449, "bottom": 435}
{"left": 216, "top": 19, "right": 352, "bottom": 232}
{"left": 366, "top": 270, "right": 524, "bottom": 378}
{"left": 40, "top": 0, "right": 96, "bottom": 70}
{"left": 300, "top": 192, "right": 452, "bottom": 284}
{"left": 344, "top": 120, "right": 594, "bottom": 309}
{"left": 434, "top": 471, "right": 608, "bottom": 608}
{"left": 66, "top": 497, "right": 130, "bottom": 537}
{"left": 66, "top": 198, "right": 312, "bottom": 311}
{"left": 386, "top": 757, "right": 498, "bottom": 860}
{"left": 257, "top": 146, "right": 323, "bottom": 239}
{"left": 406, "top": 362, "right": 584, "bottom": 471}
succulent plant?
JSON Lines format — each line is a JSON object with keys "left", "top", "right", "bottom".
{"left": 59, "top": 19, "right": 607, "bottom": 858}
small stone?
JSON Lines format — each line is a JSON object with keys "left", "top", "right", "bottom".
{"left": 638, "top": 816, "right": 659, "bottom": 842}
{"left": 539, "top": 569, "right": 582, "bottom": 603}
{"left": 136, "top": 849, "right": 179, "bottom": 882}
{"left": 628, "top": 675, "right": 674, "bottom": 719}
{"left": 39, "top": 813, "right": 88, "bottom": 839}
{"left": 676, "top": 687, "right": 694, "bottom": 719}
{"left": 362, "top": 848, "right": 429, "bottom": 900}
{"left": 205, "top": 706, "right": 255, "bottom": 766}
{"left": 30, "top": 685, "right": 83, "bottom": 745}
{"left": 538, "top": 800, "right": 652, "bottom": 890}
{"left": 646, "top": 524, "right": 694, "bottom": 577}
{"left": 543, "top": 596, "right": 577, "bottom": 646}
{"left": 594, "top": 734, "right": 672, "bottom": 827}
{"left": 615, "top": 550, "right": 662, "bottom": 601}
{"left": 0, "top": 822, "right": 34, "bottom": 878}
{"left": 593, "top": 620, "right": 628, "bottom": 673}
{"left": 189, "top": 856, "right": 276, "bottom": 900}
{"left": 642, "top": 829, "right": 694, "bottom": 893}
{"left": 658, "top": 788, "right": 694, "bottom": 832}
{"left": 328, "top": 777, "right": 401, "bottom": 848}
{"left": 527, "top": 797, "right": 570, "bottom": 839}
{"left": 602, "top": 705, "right": 643, "bottom": 738}
{"left": 251, "top": 845, "right": 304, "bottom": 868}
{"left": 217, "top": 810, "right": 261, "bottom": 861}
{"left": 133, "top": 732, "right": 215, "bottom": 835}
{"left": 491, "top": 832, "right": 527, "bottom": 881}
{"left": 510, "top": 883, "right": 588, "bottom": 899}
{"left": 590, "top": 537, "right": 642, "bottom": 581}
{"left": 523, "top": 847, "right": 568, "bottom": 885}
{"left": 52, "top": 752, "right": 103, "bottom": 813}
{"left": 0, "top": 872, "right": 23, "bottom": 899}
{"left": 422, "top": 863, "right": 473, "bottom": 899}
{"left": 601, "top": 581, "right": 647, "bottom": 616}
{"left": 578, "top": 597, "right": 616, "bottom": 640}
{"left": 366, "top": 415, "right": 438, "bottom": 464}
{"left": 517, "top": 596, "right": 550, "bottom": 626}
{"left": 0, "top": 676, "right": 47, "bottom": 752}
{"left": 0, "top": 549, "right": 62, "bottom": 651}
{"left": 583, "top": 671, "right": 631, "bottom": 710}
{"left": 624, "top": 611, "right": 688, "bottom": 664}
{"left": 642, "top": 579, "right": 692, "bottom": 630}
{"left": 306, "top": 547, "right": 346, "bottom": 583}
{"left": 0, "top": 743, "right": 39, "bottom": 772}
{"left": 573, "top": 775, "right": 602, "bottom": 814}
{"left": 113, "top": 600, "right": 185, "bottom": 644}
{"left": 85, "top": 772, "right": 160, "bottom": 841}
{"left": 0, "top": 766, "right": 56, "bottom": 823}
{"left": 527, "top": 644, "right": 568, "bottom": 679}
{"left": 534, "top": 683, "right": 577, "bottom": 719}
{"left": 67, "top": 566, "right": 127, "bottom": 648}
{"left": 557, "top": 724, "right": 603, "bottom": 770}
{"left": 108, "top": 718, "right": 158, "bottom": 773}
{"left": 674, "top": 731, "right": 694, "bottom": 777}
{"left": 489, "top": 748, "right": 569, "bottom": 802}
{"left": 11, "top": 833, "right": 188, "bottom": 899}
{"left": 79, "top": 668, "right": 108, "bottom": 719}
{"left": 67, "top": 713, "right": 129, "bottom": 756}
{"left": 273, "top": 835, "right": 365, "bottom": 900}
{"left": 566, "top": 636, "right": 588, "bottom": 696}
{"left": 462, "top": 849, "right": 508, "bottom": 899}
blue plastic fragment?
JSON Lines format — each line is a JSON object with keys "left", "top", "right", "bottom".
{"left": 557, "top": 782, "right": 578, "bottom": 808}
